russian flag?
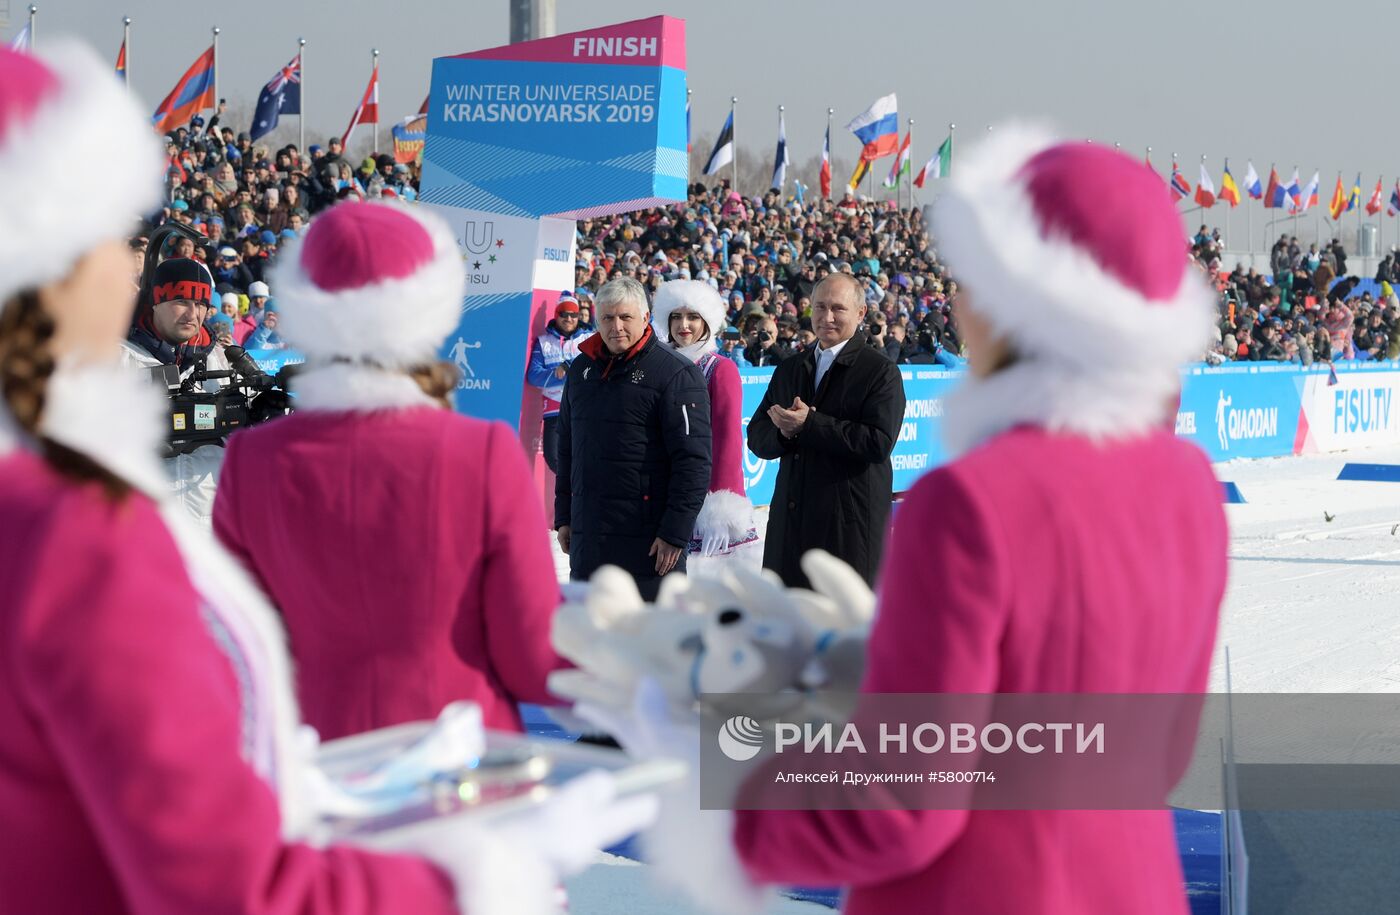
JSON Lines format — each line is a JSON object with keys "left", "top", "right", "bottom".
{"left": 846, "top": 93, "right": 898, "bottom": 161}
{"left": 1264, "top": 167, "right": 1285, "bottom": 208}
{"left": 152, "top": 45, "right": 216, "bottom": 134}
{"left": 1244, "top": 161, "right": 1263, "bottom": 199}
{"left": 1388, "top": 181, "right": 1400, "bottom": 217}
{"left": 1286, "top": 169, "right": 1302, "bottom": 211}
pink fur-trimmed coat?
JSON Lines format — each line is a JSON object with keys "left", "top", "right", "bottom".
{"left": 732, "top": 424, "right": 1228, "bottom": 914}
{"left": 214, "top": 366, "right": 566, "bottom": 741}
{"left": 0, "top": 448, "right": 459, "bottom": 914}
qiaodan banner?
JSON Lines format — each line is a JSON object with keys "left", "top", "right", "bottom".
{"left": 420, "top": 15, "right": 687, "bottom": 429}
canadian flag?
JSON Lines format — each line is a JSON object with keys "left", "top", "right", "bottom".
{"left": 342, "top": 65, "right": 380, "bottom": 147}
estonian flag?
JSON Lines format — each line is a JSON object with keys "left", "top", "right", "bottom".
{"left": 703, "top": 110, "right": 734, "bottom": 176}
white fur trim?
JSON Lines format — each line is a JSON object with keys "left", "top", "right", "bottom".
{"left": 394, "top": 821, "right": 561, "bottom": 915}
{"left": 159, "top": 505, "right": 314, "bottom": 840}
{"left": 652, "top": 280, "right": 729, "bottom": 348}
{"left": 0, "top": 40, "right": 164, "bottom": 304}
{"left": 291, "top": 362, "right": 439, "bottom": 413}
{"left": 694, "top": 488, "right": 755, "bottom": 543}
{"left": 270, "top": 202, "right": 467, "bottom": 368}
{"left": 929, "top": 123, "right": 1215, "bottom": 376}
{"left": 643, "top": 780, "right": 770, "bottom": 915}
{"left": 941, "top": 358, "right": 1180, "bottom": 458}
{"left": 40, "top": 359, "right": 170, "bottom": 498}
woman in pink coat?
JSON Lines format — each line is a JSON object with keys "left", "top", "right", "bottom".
{"left": 650, "top": 280, "right": 759, "bottom": 571}
{"left": 0, "top": 42, "right": 648, "bottom": 915}
{"left": 622, "top": 129, "right": 1229, "bottom": 914}
{"left": 214, "top": 201, "right": 566, "bottom": 741}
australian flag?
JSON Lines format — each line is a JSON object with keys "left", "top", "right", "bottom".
{"left": 250, "top": 54, "right": 302, "bottom": 142}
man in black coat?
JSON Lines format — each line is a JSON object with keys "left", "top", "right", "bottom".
{"left": 748, "top": 273, "right": 905, "bottom": 589}
{"left": 555, "top": 277, "right": 712, "bottom": 600}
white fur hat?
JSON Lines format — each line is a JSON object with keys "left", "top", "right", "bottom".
{"left": 652, "top": 279, "right": 728, "bottom": 344}
{"left": 0, "top": 41, "right": 163, "bottom": 304}
{"left": 269, "top": 201, "right": 465, "bottom": 367}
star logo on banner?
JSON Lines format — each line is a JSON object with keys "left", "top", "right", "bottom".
{"left": 472, "top": 260, "right": 481, "bottom": 270}
{"left": 496, "top": 239, "right": 505, "bottom": 248}
{"left": 488, "top": 254, "right": 497, "bottom": 264}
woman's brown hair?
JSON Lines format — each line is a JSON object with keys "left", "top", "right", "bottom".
{"left": 406, "top": 360, "right": 460, "bottom": 410}
{"left": 0, "top": 291, "right": 131, "bottom": 498}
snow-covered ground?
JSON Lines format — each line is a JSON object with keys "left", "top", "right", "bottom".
{"left": 1211, "top": 442, "right": 1400, "bottom": 693}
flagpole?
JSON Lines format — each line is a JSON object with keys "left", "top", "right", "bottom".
{"left": 904, "top": 118, "right": 913, "bottom": 211}
{"left": 826, "top": 107, "right": 833, "bottom": 201}
{"left": 776, "top": 104, "right": 783, "bottom": 194}
{"left": 1172, "top": 151, "right": 1178, "bottom": 209}
{"left": 729, "top": 96, "right": 738, "bottom": 193}
{"left": 211, "top": 27, "right": 220, "bottom": 114}
{"left": 298, "top": 37, "right": 306, "bottom": 157}
{"left": 372, "top": 48, "right": 380, "bottom": 155}
{"left": 27, "top": 6, "right": 35, "bottom": 48}
{"left": 1247, "top": 164, "right": 1254, "bottom": 258}
{"left": 1292, "top": 164, "right": 1298, "bottom": 240}
{"left": 122, "top": 16, "right": 130, "bottom": 88}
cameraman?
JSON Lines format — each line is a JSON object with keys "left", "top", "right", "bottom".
{"left": 743, "top": 314, "right": 791, "bottom": 366}
{"left": 120, "top": 257, "right": 231, "bottom": 524}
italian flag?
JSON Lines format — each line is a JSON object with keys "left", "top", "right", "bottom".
{"left": 883, "top": 131, "right": 911, "bottom": 189}
{"left": 914, "top": 134, "right": 952, "bottom": 188}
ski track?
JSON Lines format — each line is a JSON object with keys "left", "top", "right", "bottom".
{"left": 1214, "top": 442, "right": 1400, "bottom": 694}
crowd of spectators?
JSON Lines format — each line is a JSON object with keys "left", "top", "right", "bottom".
{"left": 568, "top": 184, "right": 967, "bottom": 369}
{"left": 143, "top": 109, "right": 1400, "bottom": 374}
{"left": 135, "top": 108, "right": 421, "bottom": 349}
{"left": 141, "top": 109, "right": 969, "bottom": 368}
{"left": 1193, "top": 227, "right": 1400, "bottom": 366}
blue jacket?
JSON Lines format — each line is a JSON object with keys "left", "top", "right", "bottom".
{"left": 246, "top": 323, "right": 285, "bottom": 350}
{"left": 526, "top": 321, "right": 594, "bottom": 416}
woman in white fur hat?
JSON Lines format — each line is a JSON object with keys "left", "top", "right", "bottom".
{"left": 651, "top": 280, "right": 759, "bottom": 571}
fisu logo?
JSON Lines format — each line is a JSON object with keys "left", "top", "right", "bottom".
{"left": 461, "top": 220, "right": 495, "bottom": 255}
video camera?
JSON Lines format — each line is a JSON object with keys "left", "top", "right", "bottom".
{"left": 138, "top": 223, "right": 296, "bottom": 456}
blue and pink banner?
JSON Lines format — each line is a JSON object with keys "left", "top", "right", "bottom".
{"left": 739, "top": 361, "right": 1400, "bottom": 507}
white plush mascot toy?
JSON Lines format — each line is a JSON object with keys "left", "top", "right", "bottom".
{"left": 549, "top": 551, "right": 875, "bottom": 915}
{"left": 549, "top": 550, "right": 875, "bottom": 727}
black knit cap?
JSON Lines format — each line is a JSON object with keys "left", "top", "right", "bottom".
{"left": 151, "top": 257, "right": 214, "bottom": 305}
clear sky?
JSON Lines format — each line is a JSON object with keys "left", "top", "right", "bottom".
{"left": 11, "top": 0, "right": 1400, "bottom": 193}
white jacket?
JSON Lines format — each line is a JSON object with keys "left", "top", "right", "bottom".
{"left": 118, "top": 339, "right": 230, "bottom": 525}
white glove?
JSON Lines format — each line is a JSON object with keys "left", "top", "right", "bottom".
{"left": 577, "top": 680, "right": 768, "bottom": 915}
{"left": 700, "top": 527, "right": 730, "bottom": 557}
{"left": 392, "top": 771, "right": 657, "bottom": 915}
{"left": 497, "top": 770, "right": 658, "bottom": 876}
{"left": 576, "top": 677, "right": 701, "bottom": 766}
